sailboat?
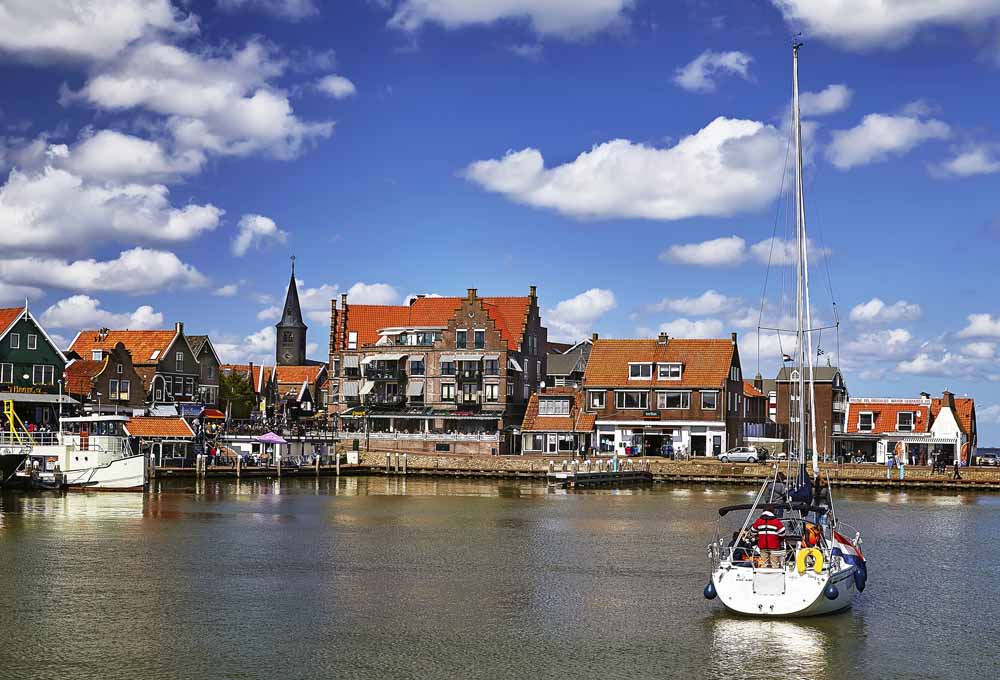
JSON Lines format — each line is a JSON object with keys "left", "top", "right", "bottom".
{"left": 703, "top": 43, "right": 868, "bottom": 617}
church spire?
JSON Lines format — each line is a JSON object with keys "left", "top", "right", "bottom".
{"left": 276, "top": 256, "right": 307, "bottom": 365}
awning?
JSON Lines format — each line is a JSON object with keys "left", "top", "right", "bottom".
{"left": 406, "top": 381, "right": 425, "bottom": 397}
{"left": 483, "top": 354, "right": 500, "bottom": 361}
{"left": 150, "top": 404, "right": 178, "bottom": 417}
{"left": 202, "top": 408, "right": 226, "bottom": 419}
{"left": 508, "top": 357, "right": 523, "bottom": 372}
{"left": 342, "top": 355, "right": 360, "bottom": 369}
{"left": 439, "top": 354, "right": 455, "bottom": 363}
{"left": 360, "top": 356, "right": 376, "bottom": 366}
{"left": 359, "top": 381, "right": 375, "bottom": 396}
{"left": 408, "top": 354, "right": 425, "bottom": 361}
{"left": 454, "top": 353, "right": 481, "bottom": 361}
{"left": 0, "top": 392, "right": 78, "bottom": 405}
{"left": 342, "top": 381, "right": 360, "bottom": 397}
{"left": 255, "top": 431, "right": 287, "bottom": 445}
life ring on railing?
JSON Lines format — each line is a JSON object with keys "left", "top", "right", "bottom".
{"left": 796, "top": 548, "right": 824, "bottom": 574}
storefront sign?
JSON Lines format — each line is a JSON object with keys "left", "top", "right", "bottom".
{"left": 1, "top": 385, "right": 44, "bottom": 394}
{"left": 643, "top": 410, "right": 660, "bottom": 418}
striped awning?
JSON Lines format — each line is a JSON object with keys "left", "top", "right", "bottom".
{"left": 342, "top": 381, "right": 360, "bottom": 397}
{"left": 406, "top": 381, "right": 425, "bottom": 397}
{"left": 342, "top": 355, "right": 359, "bottom": 369}
{"left": 454, "top": 353, "right": 481, "bottom": 361}
{"left": 483, "top": 354, "right": 500, "bottom": 361}
{"left": 439, "top": 354, "right": 455, "bottom": 363}
{"left": 359, "top": 381, "right": 375, "bottom": 396}
{"left": 508, "top": 357, "right": 523, "bottom": 372}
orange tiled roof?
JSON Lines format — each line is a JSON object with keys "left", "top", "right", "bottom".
{"left": 272, "top": 365, "right": 325, "bottom": 385}
{"left": 583, "top": 338, "right": 735, "bottom": 387}
{"left": 521, "top": 387, "right": 592, "bottom": 432}
{"left": 743, "top": 380, "right": 764, "bottom": 398}
{"left": 70, "top": 330, "right": 178, "bottom": 365}
{"left": 931, "top": 397, "right": 975, "bottom": 435}
{"left": 343, "top": 296, "right": 531, "bottom": 350}
{"left": 846, "top": 401, "right": 930, "bottom": 434}
{"left": 65, "top": 359, "right": 105, "bottom": 396}
{"left": 0, "top": 307, "right": 23, "bottom": 337}
{"left": 124, "top": 417, "right": 194, "bottom": 438}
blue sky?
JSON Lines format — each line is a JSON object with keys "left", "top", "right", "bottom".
{"left": 3, "top": 1, "right": 1000, "bottom": 440}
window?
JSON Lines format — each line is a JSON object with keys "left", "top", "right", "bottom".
{"left": 474, "top": 330, "right": 485, "bottom": 349}
{"left": 457, "top": 330, "right": 468, "bottom": 348}
{"left": 92, "top": 350, "right": 103, "bottom": 360}
{"left": 730, "top": 367, "right": 741, "bottom": 381}
{"left": 109, "top": 379, "right": 119, "bottom": 399}
{"left": 117, "top": 363, "right": 123, "bottom": 374}
{"left": 658, "top": 391, "right": 690, "bottom": 409}
{"left": 485, "top": 384, "right": 499, "bottom": 402}
{"left": 441, "top": 383, "right": 455, "bottom": 401}
{"left": 588, "top": 390, "right": 605, "bottom": 409}
{"left": 208, "top": 366, "right": 215, "bottom": 379}
{"left": 629, "top": 363, "right": 652, "bottom": 379}
{"left": 484, "top": 359, "right": 499, "bottom": 376}
{"left": 120, "top": 379, "right": 130, "bottom": 400}
{"left": 27, "top": 334, "right": 37, "bottom": 350}
{"left": 897, "top": 411, "right": 914, "bottom": 432}
{"left": 9, "top": 333, "right": 19, "bottom": 349}
{"left": 536, "top": 360, "right": 541, "bottom": 381}
{"left": 440, "top": 360, "right": 455, "bottom": 376}
{"left": 348, "top": 331, "right": 358, "bottom": 350}
{"left": 186, "top": 377, "right": 194, "bottom": 396}
{"left": 0, "top": 363, "right": 12, "bottom": 383}
{"left": 175, "top": 351, "right": 184, "bottom": 372}
{"left": 174, "top": 378, "right": 184, "bottom": 397}
{"left": 282, "top": 331, "right": 293, "bottom": 342}
{"left": 507, "top": 382, "right": 513, "bottom": 397}
{"left": 164, "top": 376, "right": 173, "bottom": 396}
{"left": 409, "top": 359, "right": 425, "bottom": 376}
{"left": 32, "top": 364, "right": 55, "bottom": 385}
{"left": 702, "top": 391, "right": 718, "bottom": 410}
{"left": 858, "top": 412, "right": 874, "bottom": 432}
{"left": 658, "top": 363, "right": 682, "bottom": 380}
{"left": 526, "top": 434, "right": 544, "bottom": 452}
{"left": 616, "top": 391, "right": 648, "bottom": 409}
{"left": 539, "top": 398, "right": 570, "bottom": 415}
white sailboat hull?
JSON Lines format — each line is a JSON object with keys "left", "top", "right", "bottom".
{"left": 712, "top": 562, "right": 856, "bottom": 617}
{"left": 59, "top": 454, "right": 147, "bottom": 491}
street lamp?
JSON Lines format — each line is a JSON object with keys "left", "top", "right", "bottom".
{"left": 57, "top": 378, "right": 64, "bottom": 435}
{"left": 96, "top": 391, "right": 102, "bottom": 414}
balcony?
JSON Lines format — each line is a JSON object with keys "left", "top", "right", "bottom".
{"left": 457, "top": 369, "right": 482, "bottom": 382}
{"left": 365, "top": 394, "right": 405, "bottom": 407}
{"left": 365, "top": 367, "right": 402, "bottom": 381}
{"left": 833, "top": 400, "right": 848, "bottom": 412}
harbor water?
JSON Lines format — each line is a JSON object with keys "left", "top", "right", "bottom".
{"left": 1, "top": 477, "right": 998, "bottom": 679}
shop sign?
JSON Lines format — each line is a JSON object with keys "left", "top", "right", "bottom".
{"left": 643, "top": 410, "right": 660, "bottom": 418}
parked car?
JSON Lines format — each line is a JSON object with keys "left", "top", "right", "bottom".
{"left": 719, "top": 447, "right": 760, "bottom": 463}
{"left": 979, "top": 453, "right": 1000, "bottom": 467}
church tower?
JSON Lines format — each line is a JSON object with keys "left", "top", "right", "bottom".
{"left": 275, "top": 256, "right": 307, "bottom": 366}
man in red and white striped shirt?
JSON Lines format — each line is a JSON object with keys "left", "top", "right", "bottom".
{"left": 751, "top": 510, "right": 786, "bottom": 568}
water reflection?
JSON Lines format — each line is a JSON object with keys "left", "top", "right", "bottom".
{"left": 707, "top": 616, "right": 828, "bottom": 679}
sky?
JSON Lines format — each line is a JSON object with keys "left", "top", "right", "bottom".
{"left": 2, "top": 1, "right": 1000, "bottom": 441}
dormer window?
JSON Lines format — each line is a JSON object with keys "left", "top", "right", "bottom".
{"left": 92, "top": 350, "right": 103, "bottom": 360}
{"left": 658, "top": 363, "right": 682, "bottom": 380}
{"left": 628, "top": 363, "right": 652, "bottom": 379}
{"left": 858, "top": 412, "right": 874, "bottom": 432}
{"left": 538, "top": 398, "right": 570, "bottom": 416}
{"left": 897, "top": 411, "right": 914, "bottom": 432}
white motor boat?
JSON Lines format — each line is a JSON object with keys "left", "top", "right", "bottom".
{"left": 703, "top": 43, "right": 868, "bottom": 617}
{"left": 14, "top": 415, "right": 147, "bottom": 491}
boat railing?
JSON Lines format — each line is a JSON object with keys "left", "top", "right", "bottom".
{"left": 0, "top": 431, "right": 60, "bottom": 447}
{"left": 713, "top": 515, "right": 838, "bottom": 572}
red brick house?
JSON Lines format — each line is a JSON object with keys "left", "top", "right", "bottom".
{"left": 65, "top": 341, "right": 146, "bottom": 414}
{"left": 582, "top": 332, "right": 745, "bottom": 457}
{"left": 519, "top": 387, "right": 596, "bottom": 455}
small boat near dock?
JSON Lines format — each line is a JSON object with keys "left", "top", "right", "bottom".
{"left": 547, "top": 458, "right": 653, "bottom": 489}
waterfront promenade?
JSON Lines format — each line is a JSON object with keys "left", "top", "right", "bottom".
{"left": 157, "top": 450, "right": 1000, "bottom": 489}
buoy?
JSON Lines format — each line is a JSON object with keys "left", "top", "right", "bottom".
{"left": 824, "top": 584, "right": 839, "bottom": 600}
{"left": 704, "top": 582, "right": 717, "bottom": 600}
{"left": 854, "top": 570, "right": 867, "bottom": 592}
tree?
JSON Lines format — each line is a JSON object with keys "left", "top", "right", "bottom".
{"left": 220, "top": 371, "right": 255, "bottom": 419}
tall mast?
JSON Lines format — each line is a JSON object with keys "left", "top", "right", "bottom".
{"left": 792, "top": 43, "right": 820, "bottom": 479}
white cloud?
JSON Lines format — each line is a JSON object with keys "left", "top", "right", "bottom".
{"left": 849, "top": 298, "right": 922, "bottom": 324}
{"left": 507, "top": 43, "right": 543, "bottom": 60}
{"left": 979, "top": 404, "right": 1000, "bottom": 424}
{"left": 962, "top": 341, "right": 996, "bottom": 359}
{"left": 748, "top": 237, "right": 831, "bottom": 265}
{"left": 673, "top": 50, "right": 752, "bottom": 93}
{"left": 0, "top": 165, "right": 221, "bottom": 252}
{"left": 404, "top": 292, "right": 444, "bottom": 304}
{"left": 41, "top": 294, "right": 164, "bottom": 330}
{"left": 295, "top": 279, "right": 339, "bottom": 323}
{"left": 214, "top": 284, "right": 239, "bottom": 297}
{"left": 0, "top": 248, "right": 207, "bottom": 294}
{"left": 934, "top": 146, "right": 1000, "bottom": 177}
{"left": 465, "top": 117, "right": 785, "bottom": 220}
{"left": 545, "top": 288, "right": 616, "bottom": 342}
{"left": 771, "top": 0, "right": 1000, "bottom": 50}
{"left": 958, "top": 313, "right": 1000, "bottom": 338}
{"left": 346, "top": 282, "right": 401, "bottom": 305}
{"left": 216, "top": 0, "right": 318, "bottom": 20}
{"left": 387, "top": 0, "right": 634, "bottom": 39}
{"left": 0, "top": 282, "right": 43, "bottom": 305}
{"left": 896, "top": 351, "right": 979, "bottom": 377}
{"left": 316, "top": 74, "right": 357, "bottom": 99}
{"left": 0, "top": 0, "right": 195, "bottom": 62}
{"left": 214, "top": 326, "right": 276, "bottom": 365}
{"left": 74, "top": 40, "right": 334, "bottom": 159}
{"left": 232, "top": 214, "right": 288, "bottom": 257}
{"left": 658, "top": 318, "right": 725, "bottom": 338}
{"left": 827, "top": 113, "right": 951, "bottom": 169}
{"left": 257, "top": 305, "right": 281, "bottom": 321}
{"left": 846, "top": 328, "right": 914, "bottom": 358}
{"left": 799, "top": 84, "right": 853, "bottom": 116}
{"left": 660, "top": 236, "right": 747, "bottom": 266}
{"left": 650, "top": 290, "right": 742, "bottom": 316}
{"left": 62, "top": 129, "right": 205, "bottom": 182}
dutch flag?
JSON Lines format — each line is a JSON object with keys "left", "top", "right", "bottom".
{"left": 832, "top": 531, "right": 867, "bottom": 580}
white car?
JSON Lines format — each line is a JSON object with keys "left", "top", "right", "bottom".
{"left": 719, "top": 447, "right": 759, "bottom": 463}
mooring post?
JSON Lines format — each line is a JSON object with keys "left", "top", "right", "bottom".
{"left": 386, "top": 453, "right": 391, "bottom": 474}
{"left": 236, "top": 453, "right": 241, "bottom": 478}
{"left": 403, "top": 453, "right": 408, "bottom": 476}
{"left": 315, "top": 451, "right": 320, "bottom": 476}
{"left": 548, "top": 460, "right": 554, "bottom": 473}
{"left": 148, "top": 452, "right": 156, "bottom": 480}
{"left": 277, "top": 453, "right": 282, "bottom": 478}
{"left": 336, "top": 449, "right": 341, "bottom": 476}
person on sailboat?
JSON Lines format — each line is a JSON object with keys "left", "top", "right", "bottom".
{"left": 764, "top": 471, "right": 788, "bottom": 517}
{"left": 813, "top": 475, "right": 831, "bottom": 528}
{"left": 751, "top": 510, "right": 786, "bottom": 568}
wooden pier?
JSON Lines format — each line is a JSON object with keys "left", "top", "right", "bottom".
{"left": 548, "top": 468, "right": 653, "bottom": 489}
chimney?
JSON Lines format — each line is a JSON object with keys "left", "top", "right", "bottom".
{"left": 942, "top": 390, "right": 955, "bottom": 409}
{"left": 657, "top": 332, "right": 669, "bottom": 345}
{"left": 175, "top": 321, "right": 183, "bottom": 335}
{"left": 591, "top": 333, "right": 599, "bottom": 342}
{"left": 340, "top": 293, "right": 347, "bottom": 310}
{"left": 731, "top": 331, "right": 738, "bottom": 343}
{"left": 754, "top": 372, "right": 763, "bottom": 392}
{"left": 529, "top": 285, "right": 537, "bottom": 299}
{"left": 467, "top": 288, "right": 477, "bottom": 300}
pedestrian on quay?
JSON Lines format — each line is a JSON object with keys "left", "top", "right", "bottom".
{"left": 886, "top": 451, "right": 895, "bottom": 480}
{"left": 896, "top": 442, "right": 906, "bottom": 481}
{"left": 953, "top": 459, "right": 962, "bottom": 481}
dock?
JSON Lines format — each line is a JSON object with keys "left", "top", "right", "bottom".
{"left": 547, "top": 468, "right": 653, "bottom": 489}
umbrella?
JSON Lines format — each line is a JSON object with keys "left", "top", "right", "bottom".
{"left": 254, "top": 431, "right": 287, "bottom": 445}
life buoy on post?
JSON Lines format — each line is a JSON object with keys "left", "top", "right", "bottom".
{"left": 796, "top": 548, "right": 824, "bottom": 574}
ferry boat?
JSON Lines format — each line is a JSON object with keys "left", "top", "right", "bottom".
{"left": 11, "top": 415, "right": 147, "bottom": 491}
{"left": 703, "top": 43, "right": 868, "bottom": 617}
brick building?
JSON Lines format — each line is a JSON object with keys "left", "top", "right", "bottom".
{"left": 773, "top": 366, "right": 848, "bottom": 457}
{"left": 65, "top": 341, "right": 146, "bottom": 414}
{"left": 519, "top": 387, "right": 596, "bottom": 454}
{"left": 328, "top": 286, "right": 546, "bottom": 454}
{"left": 582, "top": 332, "right": 745, "bottom": 457}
